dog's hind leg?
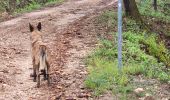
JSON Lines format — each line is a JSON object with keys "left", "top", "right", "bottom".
{"left": 33, "top": 67, "right": 36, "bottom": 82}
{"left": 46, "top": 61, "right": 50, "bottom": 86}
{"left": 36, "top": 64, "right": 40, "bottom": 88}
{"left": 42, "top": 69, "right": 47, "bottom": 80}
{"left": 31, "top": 58, "right": 37, "bottom": 82}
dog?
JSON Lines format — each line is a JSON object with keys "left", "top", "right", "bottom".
{"left": 29, "top": 22, "right": 50, "bottom": 88}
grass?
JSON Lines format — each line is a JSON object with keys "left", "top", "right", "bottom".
{"left": 45, "top": 0, "right": 64, "bottom": 5}
{"left": 137, "top": 0, "right": 170, "bottom": 22}
{"left": 14, "top": 0, "right": 64, "bottom": 14}
{"left": 85, "top": 30, "right": 170, "bottom": 96}
{"left": 15, "top": 1, "right": 41, "bottom": 13}
{"left": 85, "top": 4, "right": 170, "bottom": 98}
{"left": 137, "top": 0, "right": 170, "bottom": 36}
{"left": 85, "top": 59, "right": 129, "bottom": 96}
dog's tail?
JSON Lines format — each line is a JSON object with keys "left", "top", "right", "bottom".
{"left": 39, "top": 45, "right": 47, "bottom": 71}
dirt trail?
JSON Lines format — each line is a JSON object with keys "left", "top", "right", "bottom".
{"left": 0, "top": 0, "right": 117, "bottom": 99}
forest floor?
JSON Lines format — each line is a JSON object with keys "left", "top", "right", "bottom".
{"left": 0, "top": 0, "right": 117, "bottom": 100}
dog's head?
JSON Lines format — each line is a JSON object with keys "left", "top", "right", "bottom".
{"left": 29, "top": 22, "right": 41, "bottom": 32}
{"left": 29, "top": 22, "right": 43, "bottom": 42}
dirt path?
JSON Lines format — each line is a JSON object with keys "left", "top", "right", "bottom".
{"left": 0, "top": 0, "right": 117, "bottom": 99}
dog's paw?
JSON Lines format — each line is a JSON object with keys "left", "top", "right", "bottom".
{"left": 30, "top": 73, "right": 34, "bottom": 77}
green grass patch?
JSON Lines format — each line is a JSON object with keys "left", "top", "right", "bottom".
{"left": 14, "top": 0, "right": 64, "bottom": 14}
{"left": 85, "top": 31, "right": 170, "bottom": 96}
{"left": 45, "top": 0, "right": 64, "bottom": 5}
{"left": 85, "top": 59, "right": 129, "bottom": 96}
{"left": 15, "top": 1, "right": 41, "bottom": 13}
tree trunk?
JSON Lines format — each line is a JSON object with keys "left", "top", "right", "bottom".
{"left": 153, "top": 0, "right": 157, "bottom": 11}
{"left": 123, "top": 0, "right": 150, "bottom": 31}
{"left": 123, "top": 0, "right": 130, "bottom": 16}
{"left": 123, "top": 0, "right": 141, "bottom": 21}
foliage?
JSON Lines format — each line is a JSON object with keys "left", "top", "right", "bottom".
{"left": 0, "top": 0, "right": 7, "bottom": 13}
{"left": 15, "top": 1, "right": 41, "bottom": 13}
{"left": 0, "top": 0, "right": 64, "bottom": 14}
{"left": 15, "top": 0, "right": 63, "bottom": 13}
{"left": 137, "top": 0, "right": 170, "bottom": 21}
{"left": 142, "top": 34, "right": 170, "bottom": 67}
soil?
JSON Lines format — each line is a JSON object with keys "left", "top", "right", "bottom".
{"left": 0, "top": 0, "right": 117, "bottom": 100}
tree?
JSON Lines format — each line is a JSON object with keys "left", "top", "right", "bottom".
{"left": 123, "top": 0, "right": 150, "bottom": 31}
{"left": 123, "top": 0, "right": 142, "bottom": 22}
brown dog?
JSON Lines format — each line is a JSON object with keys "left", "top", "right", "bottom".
{"left": 29, "top": 22, "right": 50, "bottom": 88}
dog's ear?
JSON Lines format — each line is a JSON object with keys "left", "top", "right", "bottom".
{"left": 37, "top": 22, "right": 41, "bottom": 31}
{"left": 29, "top": 23, "right": 34, "bottom": 32}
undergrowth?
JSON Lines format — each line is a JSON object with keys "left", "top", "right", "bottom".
{"left": 85, "top": 3, "right": 170, "bottom": 98}
{"left": 137, "top": 0, "right": 170, "bottom": 22}
{"left": 14, "top": 0, "right": 64, "bottom": 14}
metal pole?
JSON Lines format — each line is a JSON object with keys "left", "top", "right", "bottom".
{"left": 117, "top": 0, "right": 123, "bottom": 71}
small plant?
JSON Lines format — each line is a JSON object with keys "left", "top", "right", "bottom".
{"left": 158, "top": 72, "right": 170, "bottom": 82}
{"left": 142, "top": 34, "right": 170, "bottom": 68}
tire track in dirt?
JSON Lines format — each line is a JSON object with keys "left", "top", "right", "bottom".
{"left": 0, "top": 0, "right": 117, "bottom": 99}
